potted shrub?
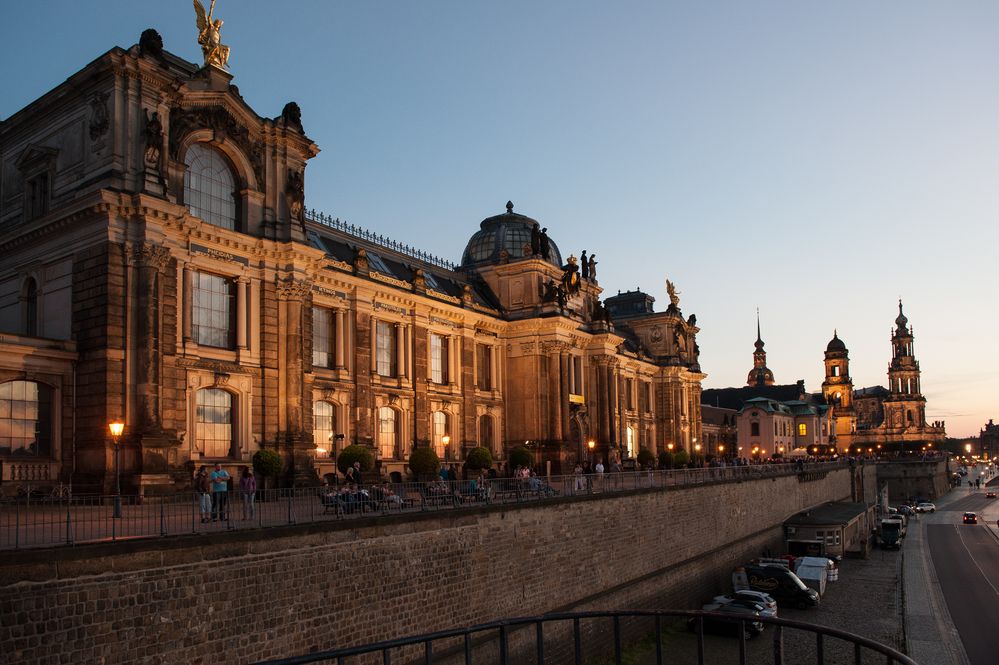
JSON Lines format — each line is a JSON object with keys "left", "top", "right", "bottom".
{"left": 637, "top": 447, "right": 656, "bottom": 469}
{"left": 408, "top": 446, "right": 440, "bottom": 480}
{"left": 252, "top": 449, "right": 283, "bottom": 495}
{"left": 507, "top": 446, "right": 533, "bottom": 471}
{"left": 673, "top": 449, "right": 690, "bottom": 468}
{"left": 464, "top": 446, "right": 493, "bottom": 472}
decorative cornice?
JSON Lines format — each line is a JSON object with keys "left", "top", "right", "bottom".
{"left": 370, "top": 270, "right": 411, "bottom": 289}
{"left": 427, "top": 289, "right": 461, "bottom": 304}
{"left": 275, "top": 276, "right": 312, "bottom": 299}
{"left": 176, "top": 357, "right": 259, "bottom": 376}
{"left": 131, "top": 242, "right": 172, "bottom": 268}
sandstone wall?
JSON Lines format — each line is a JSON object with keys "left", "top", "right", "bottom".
{"left": 0, "top": 466, "right": 869, "bottom": 665}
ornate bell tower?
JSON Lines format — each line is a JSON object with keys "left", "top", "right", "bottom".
{"left": 883, "top": 300, "right": 927, "bottom": 431}
{"left": 747, "top": 310, "right": 775, "bottom": 387}
{"left": 821, "top": 331, "right": 856, "bottom": 440}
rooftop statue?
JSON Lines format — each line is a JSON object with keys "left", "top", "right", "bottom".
{"left": 194, "top": 0, "right": 230, "bottom": 69}
{"left": 665, "top": 279, "right": 680, "bottom": 308}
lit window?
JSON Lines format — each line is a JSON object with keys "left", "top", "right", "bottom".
{"left": 432, "top": 411, "right": 449, "bottom": 459}
{"left": 313, "top": 401, "right": 335, "bottom": 457}
{"left": 626, "top": 426, "right": 636, "bottom": 458}
{"left": 798, "top": 423, "right": 807, "bottom": 436}
{"left": 196, "top": 388, "right": 233, "bottom": 458}
{"left": 378, "top": 407, "right": 397, "bottom": 459}
{"left": 376, "top": 321, "right": 397, "bottom": 377}
{"left": 313, "top": 307, "right": 335, "bottom": 368}
{"left": 193, "top": 272, "right": 235, "bottom": 348}
{"left": 184, "top": 143, "right": 236, "bottom": 230}
{"left": 430, "top": 333, "right": 448, "bottom": 384}
{"left": 0, "top": 380, "right": 52, "bottom": 457}
{"left": 477, "top": 344, "right": 492, "bottom": 390}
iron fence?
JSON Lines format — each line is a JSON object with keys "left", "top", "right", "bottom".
{"left": 247, "top": 609, "right": 918, "bottom": 665}
{"left": 0, "top": 460, "right": 848, "bottom": 550}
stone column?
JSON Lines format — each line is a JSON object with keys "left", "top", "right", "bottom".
{"left": 182, "top": 266, "right": 193, "bottom": 343}
{"left": 132, "top": 243, "right": 171, "bottom": 434}
{"left": 236, "top": 279, "right": 248, "bottom": 349}
{"left": 334, "top": 308, "right": 345, "bottom": 369}
{"left": 276, "top": 276, "right": 314, "bottom": 484}
{"left": 396, "top": 323, "right": 406, "bottom": 378}
{"left": 558, "top": 351, "right": 570, "bottom": 442}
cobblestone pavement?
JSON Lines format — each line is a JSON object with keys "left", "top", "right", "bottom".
{"left": 635, "top": 552, "right": 905, "bottom": 665}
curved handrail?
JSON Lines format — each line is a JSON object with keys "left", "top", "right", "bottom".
{"left": 249, "top": 609, "right": 918, "bottom": 665}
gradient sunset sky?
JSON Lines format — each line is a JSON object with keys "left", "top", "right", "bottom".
{"left": 3, "top": 1, "right": 996, "bottom": 437}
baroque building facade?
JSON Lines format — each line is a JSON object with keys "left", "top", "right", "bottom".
{"left": 0, "top": 30, "right": 704, "bottom": 494}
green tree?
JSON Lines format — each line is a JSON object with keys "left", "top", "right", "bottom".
{"left": 252, "top": 449, "right": 283, "bottom": 477}
{"left": 637, "top": 448, "right": 656, "bottom": 468}
{"left": 464, "top": 446, "right": 493, "bottom": 471}
{"left": 337, "top": 445, "right": 374, "bottom": 474}
{"left": 508, "top": 446, "right": 533, "bottom": 470}
{"left": 408, "top": 446, "right": 441, "bottom": 478}
{"left": 673, "top": 449, "right": 690, "bottom": 468}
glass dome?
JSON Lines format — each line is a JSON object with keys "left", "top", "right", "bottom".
{"left": 461, "top": 203, "right": 562, "bottom": 268}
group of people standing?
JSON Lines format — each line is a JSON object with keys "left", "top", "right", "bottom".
{"left": 195, "top": 464, "right": 256, "bottom": 523}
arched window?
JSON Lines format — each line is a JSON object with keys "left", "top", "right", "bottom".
{"left": 0, "top": 380, "right": 52, "bottom": 457}
{"left": 626, "top": 426, "right": 636, "bottom": 458}
{"left": 184, "top": 143, "right": 237, "bottom": 230}
{"left": 313, "top": 401, "right": 336, "bottom": 458}
{"left": 378, "top": 407, "right": 397, "bottom": 459}
{"left": 431, "top": 411, "right": 449, "bottom": 459}
{"left": 22, "top": 278, "right": 38, "bottom": 336}
{"left": 196, "top": 388, "right": 234, "bottom": 458}
{"left": 478, "top": 414, "right": 493, "bottom": 453}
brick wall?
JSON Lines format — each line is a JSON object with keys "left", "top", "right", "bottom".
{"left": 0, "top": 466, "right": 867, "bottom": 665}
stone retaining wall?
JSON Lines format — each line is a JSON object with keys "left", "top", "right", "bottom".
{"left": 0, "top": 466, "right": 871, "bottom": 664}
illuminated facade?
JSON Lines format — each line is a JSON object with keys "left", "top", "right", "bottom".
{"left": 0, "top": 30, "right": 704, "bottom": 493}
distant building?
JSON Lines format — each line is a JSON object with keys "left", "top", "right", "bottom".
{"left": 702, "top": 301, "right": 945, "bottom": 456}
{"left": 700, "top": 404, "right": 737, "bottom": 458}
{"left": 980, "top": 420, "right": 999, "bottom": 459}
{"left": 735, "top": 397, "right": 833, "bottom": 458}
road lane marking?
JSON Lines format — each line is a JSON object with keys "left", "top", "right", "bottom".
{"left": 955, "top": 525, "right": 999, "bottom": 597}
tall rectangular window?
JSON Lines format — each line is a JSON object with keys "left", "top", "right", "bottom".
{"left": 476, "top": 344, "right": 492, "bottom": 391}
{"left": 378, "top": 407, "right": 397, "bottom": 458}
{"left": 625, "top": 379, "right": 635, "bottom": 410}
{"left": 430, "top": 333, "right": 448, "bottom": 384}
{"left": 193, "top": 272, "right": 235, "bottom": 348}
{"left": 313, "top": 307, "right": 334, "bottom": 368}
{"left": 196, "top": 388, "right": 233, "bottom": 458}
{"left": 751, "top": 422, "right": 760, "bottom": 437}
{"left": 798, "top": 423, "right": 807, "bottom": 436}
{"left": 376, "top": 321, "right": 397, "bottom": 377}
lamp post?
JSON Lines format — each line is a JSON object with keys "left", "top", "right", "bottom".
{"left": 587, "top": 439, "right": 595, "bottom": 466}
{"left": 442, "top": 434, "right": 451, "bottom": 462}
{"left": 108, "top": 421, "right": 124, "bottom": 518}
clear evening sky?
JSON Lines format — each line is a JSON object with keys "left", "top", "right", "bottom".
{"left": 2, "top": 2, "right": 997, "bottom": 438}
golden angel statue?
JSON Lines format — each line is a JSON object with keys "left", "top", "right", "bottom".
{"left": 194, "top": 0, "right": 230, "bottom": 69}
{"left": 665, "top": 278, "right": 681, "bottom": 308}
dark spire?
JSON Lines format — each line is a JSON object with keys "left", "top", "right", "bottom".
{"left": 895, "top": 299, "right": 908, "bottom": 331}
{"left": 755, "top": 308, "right": 764, "bottom": 351}
{"left": 506, "top": 200, "right": 514, "bottom": 214}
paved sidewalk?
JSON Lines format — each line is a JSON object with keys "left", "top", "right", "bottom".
{"left": 903, "top": 489, "right": 970, "bottom": 665}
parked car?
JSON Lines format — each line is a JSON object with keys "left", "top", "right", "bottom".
{"left": 689, "top": 603, "right": 765, "bottom": 638}
{"left": 712, "top": 590, "right": 778, "bottom": 616}
{"left": 710, "top": 596, "right": 777, "bottom": 618}
{"left": 986, "top": 491, "right": 996, "bottom": 499}
{"left": 895, "top": 505, "right": 915, "bottom": 516}
{"left": 916, "top": 502, "right": 936, "bottom": 513}
{"left": 963, "top": 512, "right": 978, "bottom": 524}
{"left": 733, "top": 564, "right": 820, "bottom": 609}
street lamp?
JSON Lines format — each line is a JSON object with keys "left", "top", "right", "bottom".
{"left": 108, "top": 421, "right": 124, "bottom": 518}
{"left": 442, "top": 434, "right": 451, "bottom": 461}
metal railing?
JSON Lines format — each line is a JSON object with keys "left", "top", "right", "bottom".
{"left": 0, "top": 460, "right": 848, "bottom": 551}
{"left": 247, "top": 609, "right": 918, "bottom": 665}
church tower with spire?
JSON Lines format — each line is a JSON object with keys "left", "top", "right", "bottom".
{"left": 821, "top": 331, "right": 856, "bottom": 441}
{"left": 747, "top": 311, "right": 775, "bottom": 387}
{"left": 883, "top": 300, "right": 927, "bottom": 431}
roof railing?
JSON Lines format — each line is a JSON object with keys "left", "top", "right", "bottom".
{"left": 305, "top": 209, "right": 458, "bottom": 271}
